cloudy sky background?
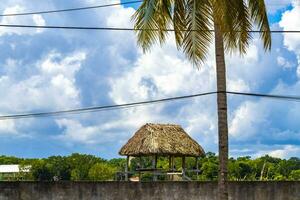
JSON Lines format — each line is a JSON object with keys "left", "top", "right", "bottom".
{"left": 0, "top": 0, "right": 299, "bottom": 159}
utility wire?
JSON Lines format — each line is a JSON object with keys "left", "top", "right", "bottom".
{"left": 2, "top": 91, "right": 300, "bottom": 120}
{"left": 0, "top": 24, "right": 299, "bottom": 33}
{"left": 0, "top": 91, "right": 217, "bottom": 120}
{"left": 0, "top": 0, "right": 143, "bottom": 17}
{"left": 0, "top": 1, "right": 297, "bottom": 17}
{"left": 226, "top": 91, "right": 300, "bottom": 102}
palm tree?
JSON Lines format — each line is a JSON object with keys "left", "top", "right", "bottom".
{"left": 132, "top": 0, "right": 271, "bottom": 199}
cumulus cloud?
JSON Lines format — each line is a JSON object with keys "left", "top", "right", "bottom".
{"left": 0, "top": 50, "right": 86, "bottom": 136}
{"left": 280, "top": 1, "right": 300, "bottom": 77}
{"left": 56, "top": 119, "right": 102, "bottom": 145}
{"left": 0, "top": 51, "right": 85, "bottom": 113}
{"left": 0, "top": 5, "right": 46, "bottom": 36}
{"left": 0, "top": 119, "right": 17, "bottom": 135}
{"left": 277, "top": 56, "right": 294, "bottom": 69}
{"left": 55, "top": 106, "right": 164, "bottom": 145}
{"left": 256, "top": 145, "right": 300, "bottom": 158}
{"left": 229, "top": 101, "right": 268, "bottom": 139}
{"left": 228, "top": 79, "right": 300, "bottom": 155}
{"left": 109, "top": 36, "right": 216, "bottom": 104}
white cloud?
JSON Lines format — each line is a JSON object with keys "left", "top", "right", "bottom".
{"left": 39, "top": 51, "right": 86, "bottom": 79}
{"left": 279, "top": 2, "right": 300, "bottom": 78}
{"left": 55, "top": 110, "right": 162, "bottom": 145}
{"left": 56, "top": 119, "right": 101, "bottom": 144}
{"left": 0, "top": 119, "right": 16, "bottom": 135}
{"left": 0, "top": 5, "right": 46, "bottom": 36}
{"left": 0, "top": 51, "right": 86, "bottom": 112}
{"left": 256, "top": 145, "right": 300, "bottom": 158}
{"left": 228, "top": 79, "right": 250, "bottom": 92}
{"left": 0, "top": 50, "right": 86, "bottom": 136}
{"left": 280, "top": 2, "right": 300, "bottom": 52}
{"left": 277, "top": 56, "right": 294, "bottom": 69}
{"left": 229, "top": 101, "right": 268, "bottom": 139}
{"left": 109, "top": 36, "right": 216, "bottom": 104}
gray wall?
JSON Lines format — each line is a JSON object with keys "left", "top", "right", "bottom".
{"left": 0, "top": 181, "right": 299, "bottom": 200}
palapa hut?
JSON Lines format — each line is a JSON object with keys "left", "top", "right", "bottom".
{"left": 119, "top": 123, "right": 205, "bottom": 181}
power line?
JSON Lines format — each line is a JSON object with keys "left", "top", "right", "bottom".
{"left": 0, "top": 1, "right": 297, "bottom": 17}
{"left": 0, "top": 0, "right": 143, "bottom": 17}
{"left": 0, "top": 24, "right": 299, "bottom": 33}
{"left": 226, "top": 91, "right": 300, "bottom": 102}
{"left": 0, "top": 91, "right": 217, "bottom": 120}
{"left": 2, "top": 91, "right": 300, "bottom": 120}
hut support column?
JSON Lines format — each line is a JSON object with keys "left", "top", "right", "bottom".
{"left": 138, "top": 157, "right": 142, "bottom": 181}
{"left": 168, "top": 156, "right": 172, "bottom": 181}
{"left": 152, "top": 155, "right": 158, "bottom": 181}
{"left": 125, "top": 156, "right": 129, "bottom": 181}
{"left": 182, "top": 156, "right": 186, "bottom": 180}
{"left": 196, "top": 157, "right": 199, "bottom": 178}
{"left": 171, "top": 156, "right": 175, "bottom": 181}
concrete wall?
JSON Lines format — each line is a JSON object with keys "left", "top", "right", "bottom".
{"left": 0, "top": 181, "right": 299, "bottom": 200}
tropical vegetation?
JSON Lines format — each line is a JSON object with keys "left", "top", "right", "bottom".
{"left": 0, "top": 153, "right": 299, "bottom": 181}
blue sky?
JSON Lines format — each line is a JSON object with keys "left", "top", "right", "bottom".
{"left": 0, "top": 0, "right": 299, "bottom": 159}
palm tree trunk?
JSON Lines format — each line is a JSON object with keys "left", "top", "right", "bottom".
{"left": 214, "top": 23, "right": 229, "bottom": 200}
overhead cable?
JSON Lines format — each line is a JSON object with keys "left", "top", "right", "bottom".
{"left": 0, "top": 0, "right": 143, "bottom": 17}
{"left": 226, "top": 91, "right": 300, "bottom": 102}
{"left": 0, "top": 1, "right": 298, "bottom": 17}
{"left": 2, "top": 91, "right": 300, "bottom": 120}
{"left": 0, "top": 24, "right": 299, "bottom": 33}
{"left": 0, "top": 91, "right": 217, "bottom": 120}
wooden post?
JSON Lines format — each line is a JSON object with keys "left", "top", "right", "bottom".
{"left": 172, "top": 156, "right": 175, "bottom": 171}
{"left": 196, "top": 157, "right": 199, "bottom": 178}
{"left": 182, "top": 156, "right": 186, "bottom": 180}
{"left": 172, "top": 156, "right": 175, "bottom": 181}
{"left": 168, "top": 156, "right": 172, "bottom": 181}
{"left": 138, "top": 157, "right": 142, "bottom": 181}
{"left": 125, "top": 156, "right": 129, "bottom": 181}
{"left": 152, "top": 155, "right": 157, "bottom": 181}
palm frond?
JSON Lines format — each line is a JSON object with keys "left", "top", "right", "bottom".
{"left": 132, "top": 0, "right": 159, "bottom": 51}
{"left": 173, "top": 0, "right": 187, "bottom": 49}
{"left": 132, "top": 0, "right": 173, "bottom": 52}
{"left": 231, "top": 0, "right": 252, "bottom": 54}
{"left": 155, "top": 0, "right": 173, "bottom": 44}
{"left": 248, "top": 0, "right": 271, "bottom": 50}
{"left": 182, "top": 0, "right": 213, "bottom": 66}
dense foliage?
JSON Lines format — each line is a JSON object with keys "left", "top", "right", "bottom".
{"left": 0, "top": 153, "right": 299, "bottom": 181}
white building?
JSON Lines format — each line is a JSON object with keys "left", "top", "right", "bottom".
{"left": 0, "top": 165, "right": 31, "bottom": 180}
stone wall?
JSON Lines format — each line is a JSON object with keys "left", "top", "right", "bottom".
{"left": 0, "top": 181, "right": 299, "bottom": 200}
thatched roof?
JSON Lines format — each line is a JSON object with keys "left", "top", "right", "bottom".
{"left": 119, "top": 123, "right": 205, "bottom": 157}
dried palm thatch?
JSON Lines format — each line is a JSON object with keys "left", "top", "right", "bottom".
{"left": 119, "top": 123, "right": 205, "bottom": 157}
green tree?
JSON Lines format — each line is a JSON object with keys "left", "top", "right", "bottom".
{"left": 289, "top": 170, "right": 300, "bottom": 181}
{"left": 88, "top": 163, "right": 117, "bottom": 181}
{"left": 67, "top": 153, "right": 104, "bottom": 180}
{"left": 31, "top": 160, "right": 53, "bottom": 181}
{"left": 200, "top": 161, "right": 218, "bottom": 180}
{"left": 108, "top": 158, "right": 126, "bottom": 171}
{"left": 0, "top": 155, "right": 23, "bottom": 164}
{"left": 46, "top": 156, "right": 71, "bottom": 180}
{"left": 132, "top": 1, "right": 271, "bottom": 199}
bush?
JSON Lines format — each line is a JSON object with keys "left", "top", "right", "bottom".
{"left": 88, "top": 163, "right": 117, "bottom": 181}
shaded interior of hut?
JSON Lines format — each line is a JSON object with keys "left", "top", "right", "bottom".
{"left": 116, "top": 155, "right": 202, "bottom": 181}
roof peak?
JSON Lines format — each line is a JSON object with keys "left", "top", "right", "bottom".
{"left": 145, "top": 123, "right": 181, "bottom": 127}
